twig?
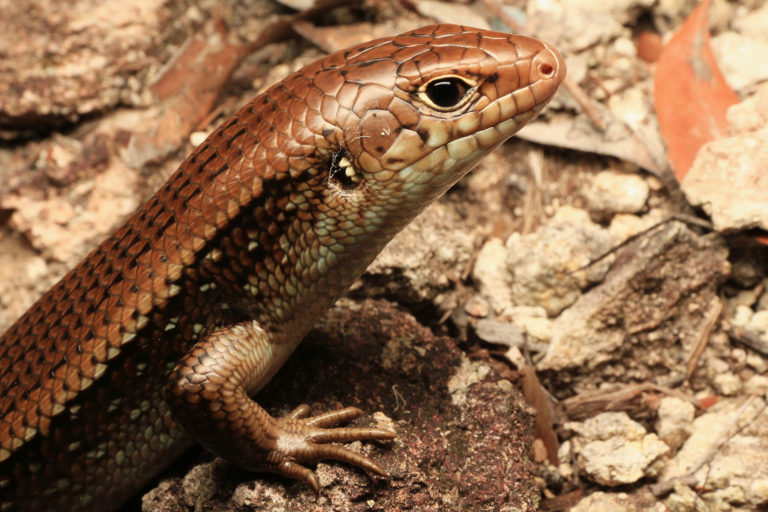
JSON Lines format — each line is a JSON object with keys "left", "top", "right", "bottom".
{"left": 685, "top": 297, "right": 722, "bottom": 381}
{"left": 522, "top": 148, "right": 545, "bottom": 235}
{"left": 561, "top": 382, "right": 699, "bottom": 420}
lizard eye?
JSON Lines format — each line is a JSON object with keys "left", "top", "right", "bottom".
{"left": 422, "top": 77, "right": 472, "bottom": 110}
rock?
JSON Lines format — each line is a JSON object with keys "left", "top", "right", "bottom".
{"left": 142, "top": 299, "right": 538, "bottom": 511}
{"left": 410, "top": 0, "right": 491, "bottom": 29}
{"left": 733, "top": 3, "right": 768, "bottom": 42}
{"left": 539, "top": 222, "right": 729, "bottom": 375}
{"left": 727, "top": 82, "right": 768, "bottom": 134}
{"left": 527, "top": 0, "right": 654, "bottom": 51}
{"left": 463, "top": 295, "right": 490, "bottom": 318}
{"left": 759, "top": 282, "right": 768, "bottom": 312}
{"left": 656, "top": 397, "right": 695, "bottom": 449}
{"left": 682, "top": 84, "right": 768, "bottom": 233}
{"left": 664, "top": 481, "right": 709, "bottom": 512}
{"left": 663, "top": 397, "right": 768, "bottom": 510}
{"left": 712, "top": 373, "right": 743, "bottom": 396}
{"left": 505, "top": 206, "right": 615, "bottom": 316}
{"left": 474, "top": 320, "right": 525, "bottom": 347}
{"left": 607, "top": 211, "right": 664, "bottom": 242}
{"left": 753, "top": 311, "right": 768, "bottom": 333}
{"left": 731, "top": 305, "right": 768, "bottom": 355}
{"left": 585, "top": 171, "right": 649, "bottom": 214}
{"left": 746, "top": 351, "right": 768, "bottom": 374}
{"left": 711, "top": 32, "right": 768, "bottom": 92}
{"left": 571, "top": 491, "right": 665, "bottom": 512}
{"left": 1, "top": 159, "right": 140, "bottom": 263}
{"left": 472, "top": 237, "right": 513, "bottom": 314}
{"left": 364, "top": 202, "right": 476, "bottom": 306}
{"left": 682, "top": 129, "right": 768, "bottom": 233}
{"left": 729, "top": 259, "right": 766, "bottom": 289}
{"left": 503, "top": 306, "right": 553, "bottom": 344}
{"left": 0, "top": 0, "right": 166, "bottom": 136}
{"left": 568, "top": 412, "right": 669, "bottom": 486}
{"left": 474, "top": 319, "right": 549, "bottom": 354}
{"left": 744, "top": 374, "right": 768, "bottom": 396}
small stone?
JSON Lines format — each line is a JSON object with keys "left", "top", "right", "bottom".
{"left": 707, "top": 357, "right": 730, "bottom": 375}
{"left": 752, "top": 311, "right": 768, "bottom": 332}
{"left": 472, "top": 237, "right": 513, "bottom": 314}
{"left": 532, "top": 438, "right": 548, "bottom": 463}
{"left": 608, "top": 212, "right": 663, "bottom": 242}
{"left": 731, "top": 348, "right": 747, "bottom": 365}
{"left": 557, "top": 439, "right": 573, "bottom": 464}
{"left": 713, "top": 373, "right": 743, "bottom": 396}
{"left": 571, "top": 491, "right": 665, "bottom": 512}
{"left": 569, "top": 412, "right": 669, "bottom": 486}
{"left": 729, "top": 82, "right": 768, "bottom": 134}
{"left": 189, "top": 131, "right": 209, "bottom": 147}
{"left": 733, "top": 3, "right": 768, "bottom": 42}
{"left": 664, "top": 481, "right": 708, "bottom": 512}
{"left": 503, "top": 346, "right": 526, "bottom": 369}
{"left": 732, "top": 305, "right": 754, "bottom": 327}
{"left": 503, "top": 306, "right": 553, "bottom": 343}
{"left": 746, "top": 352, "right": 768, "bottom": 373}
{"left": 585, "top": 171, "right": 649, "bottom": 214}
{"left": 682, "top": 114, "right": 768, "bottom": 233}
{"left": 711, "top": 32, "right": 768, "bottom": 91}
{"left": 464, "top": 295, "right": 490, "bottom": 318}
{"left": 744, "top": 374, "right": 768, "bottom": 395}
{"left": 25, "top": 257, "right": 49, "bottom": 281}
{"left": 656, "top": 397, "right": 695, "bottom": 448}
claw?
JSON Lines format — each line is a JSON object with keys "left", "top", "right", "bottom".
{"left": 306, "top": 444, "right": 389, "bottom": 477}
{"left": 279, "top": 460, "right": 320, "bottom": 494}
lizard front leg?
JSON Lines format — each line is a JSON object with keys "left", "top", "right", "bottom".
{"left": 165, "top": 320, "right": 396, "bottom": 492}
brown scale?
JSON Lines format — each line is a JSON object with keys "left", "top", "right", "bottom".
{"left": 0, "top": 24, "right": 565, "bottom": 511}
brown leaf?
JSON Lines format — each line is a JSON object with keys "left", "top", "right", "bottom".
{"left": 653, "top": 0, "right": 739, "bottom": 180}
{"left": 520, "top": 365, "right": 559, "bottom": 465}
{"left": 126, "top": 31, "right": 249, "bottom": 167}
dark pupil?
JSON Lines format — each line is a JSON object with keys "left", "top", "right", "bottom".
{"left": 425, "top": 79, "right": 467, "bottom": 108}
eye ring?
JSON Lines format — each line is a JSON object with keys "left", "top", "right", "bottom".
{"left": 419, "top": 76, "right": 475, "bottom": 111}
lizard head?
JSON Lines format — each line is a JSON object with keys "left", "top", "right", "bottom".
{"left": 301, "top": 24, "right": 566, "bottom": 238}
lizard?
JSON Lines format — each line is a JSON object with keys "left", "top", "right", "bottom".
{"left": 0, "top": 23, "right": 565, "bottom": 511}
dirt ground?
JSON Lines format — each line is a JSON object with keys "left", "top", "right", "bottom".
{"left": 2, "top": 1, "right": 768, "bottom": 511}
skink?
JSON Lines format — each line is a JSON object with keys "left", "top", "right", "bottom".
{"left": 0, "top": 24, "right": 565, "bottom": 511}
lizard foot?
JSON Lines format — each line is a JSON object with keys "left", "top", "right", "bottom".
{"left": 262, "top": 405, "right": 396, "bottom": 492}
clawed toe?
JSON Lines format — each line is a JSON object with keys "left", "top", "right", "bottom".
{"left": 267, "top": 406, "right": 396, "bottom": 491}
{"left": 302, "top": 406, "right": 363, "bottom": 427}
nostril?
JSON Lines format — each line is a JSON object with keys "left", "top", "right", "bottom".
{"left": 539, "top": 62, "right": 554, "bottom": 77}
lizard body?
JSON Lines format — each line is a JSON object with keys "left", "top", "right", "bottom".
{"left": 0, "top": 24, "right": 565, "bottom": 511}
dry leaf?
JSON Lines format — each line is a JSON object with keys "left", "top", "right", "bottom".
{"left": 654, "top": 0, "right": 739, "bottom": 180}
{"left": 520, "top": 365, "right": 559, "bottom": 465}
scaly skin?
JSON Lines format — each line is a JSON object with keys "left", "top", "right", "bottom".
{"left": 0, "top": 24, "right": 565, "bottom": 511}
